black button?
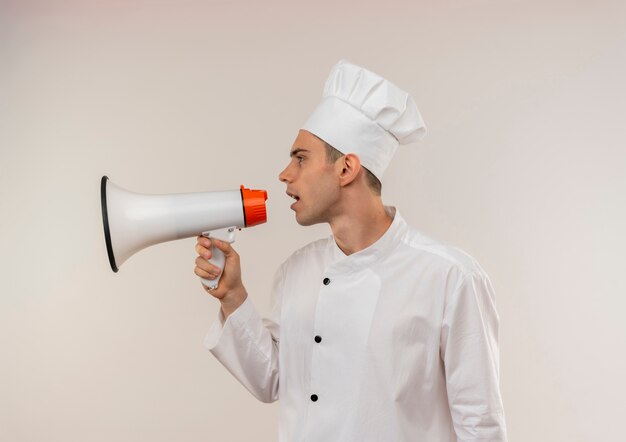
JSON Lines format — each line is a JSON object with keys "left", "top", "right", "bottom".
{"left": 310, "top": 394, "right": 318, "bottom": 402}
{"left": 323, "top": 277, "right": 330, "bottom": 285}
{"left": 314, "top": 335, "right": 322, "bottom": 343}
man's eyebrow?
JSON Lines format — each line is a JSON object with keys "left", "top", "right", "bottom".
{"left": 290, "top": 148, "right": 310, "bottom": 157}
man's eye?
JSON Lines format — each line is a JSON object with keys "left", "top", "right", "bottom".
{"left": 297, "top": 156, "right": 304, "bottom": 164}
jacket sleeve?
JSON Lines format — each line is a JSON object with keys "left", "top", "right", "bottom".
{"left": 440, "top": 268, "right": 508, "bottom": 441}
{"left": 203, "top": 266, "right": 284, "bottom": 403}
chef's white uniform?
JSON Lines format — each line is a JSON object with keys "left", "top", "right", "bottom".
{"left": 205, "top": 208, "right": 507, "bottom": 441}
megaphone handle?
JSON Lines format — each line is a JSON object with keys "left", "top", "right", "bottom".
{"left": 200, "top": 227, "right": 236, "bottom": 290}
{"left": 202, "top": 245, "right": 225, "bottom": 289}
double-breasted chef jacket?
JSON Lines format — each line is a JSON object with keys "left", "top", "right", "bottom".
{"left": 205, "top": 207, "right": 507, "bottom": 441}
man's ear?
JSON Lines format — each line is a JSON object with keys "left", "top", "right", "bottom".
{"left": 337, "top": 153, "right": 362, "bottom": 187}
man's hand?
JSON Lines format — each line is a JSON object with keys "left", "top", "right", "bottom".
{"left": 194, "top": 236, "right": 248, "bottom": 318}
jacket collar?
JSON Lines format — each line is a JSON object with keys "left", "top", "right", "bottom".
{"left": 328, "top": 206, "right": 407, "bottom": 272}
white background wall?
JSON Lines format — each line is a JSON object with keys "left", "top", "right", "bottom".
{"left": 1, "top": 1, "right": 625, "bottom": 441}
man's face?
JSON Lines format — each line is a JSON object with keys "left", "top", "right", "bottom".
{"left": 279, "top": 130, "right": 341, "bottom": 226}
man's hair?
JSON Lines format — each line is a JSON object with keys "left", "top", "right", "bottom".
{"left": 324, "top": 142, "right": 382, "bottom": 195}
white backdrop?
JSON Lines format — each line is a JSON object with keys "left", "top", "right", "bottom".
{"left": 2, "top": 1, "right": 625, "bottom": 441}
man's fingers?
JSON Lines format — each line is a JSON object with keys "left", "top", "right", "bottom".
{"left": 194, "top": 265, "right": 220, "bottom": 280}
{"left": 196, "top": 235, "right": 212, "bottom": 249}
{"left": 194, "top": 266, "right": 212, "bottom": 279}
{"left": 196, "top": 237, "right": 234, "bottom": 259}
{"left": 195, "top": 243, "right": 211, "bottom": 259}
{"left": 195, "top": 256, "right": 221, "bottom": 275}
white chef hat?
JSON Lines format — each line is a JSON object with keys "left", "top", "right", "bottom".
{"left": 302, "top": 59, "right": 427, "bottom": 181}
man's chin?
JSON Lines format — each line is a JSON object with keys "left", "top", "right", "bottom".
{"left": 295, "top": 216, "right": 313, "bottom": 227}
{"left": 294, "top": 211, "right": 321, "bottom": 227}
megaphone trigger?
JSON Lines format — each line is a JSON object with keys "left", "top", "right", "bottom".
{"left": 202, "top": 227, "right": 237, "bottom": 243}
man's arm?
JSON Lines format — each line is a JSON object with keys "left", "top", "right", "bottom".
{"left": 440, "top": 268, "right": 508, "bottom": 441}
{"left": 195, "top": 237, "right": 281, "bottom": 403}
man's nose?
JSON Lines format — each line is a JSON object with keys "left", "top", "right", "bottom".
{"left": 278, "top": 164, "right": 291, "bottom": 183}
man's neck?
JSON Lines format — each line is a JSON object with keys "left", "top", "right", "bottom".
{"left": 329, "top": 199, "right": 393, "bottom": 256}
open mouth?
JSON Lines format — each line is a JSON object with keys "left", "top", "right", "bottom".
{"left": 286, "top": 191, "right": 300, "bottom": 209}
{"left": 286, "top": 191, "right": 300, "bottom": 202}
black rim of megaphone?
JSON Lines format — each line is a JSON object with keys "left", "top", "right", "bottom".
{"left": 101, "top": 176, "right": 119, "bottom": 272}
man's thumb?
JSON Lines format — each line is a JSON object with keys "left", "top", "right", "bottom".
{"left": 211, "top": 238, "right": 234, "bottom": 256}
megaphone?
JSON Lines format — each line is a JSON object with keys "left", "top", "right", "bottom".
{"left": 100, "top": 176, "right": 267, "bottom": 289}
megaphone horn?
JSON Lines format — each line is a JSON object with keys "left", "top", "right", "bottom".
{"left": 100, "top": 176, "right": 267, "bottom": 289}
